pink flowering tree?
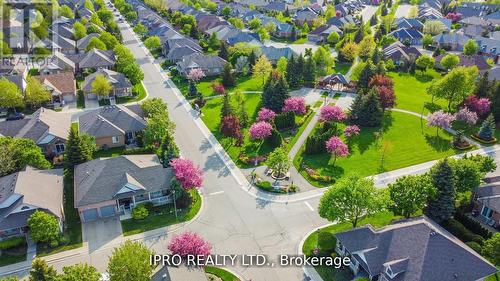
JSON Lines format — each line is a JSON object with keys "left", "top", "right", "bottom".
{"left": 446, "top": 12, "right": 462, "bottom": 23}
{"left": 257, "top": 108, "right": 276, "bottom": 122}
{"left": 344, "top": 125, "right": 360, "bottom": 143}
{"left": 187, "top": 68, "right": 205, "bottom": 82}
{"left": 319, "top": 105, "right": 346, "bottom": 122}
{"left": 170, "top": 158, "right": 204, "bottom": 190}
{"left": 167, "top": 231, "right": 212, "bottom": 260}
{"left": 249, "top": 121, "right": 273, "bottom": 140}
{"left": 427, "top": 110, "right": 455, "bottom": 136}
{"left": 283, "top": 97, "right": 307, "bottom": 115}
{"left": 454, "top": 107, "right": 478, "bottom": 126}
{"left": 463, "top": 96, "right": 491, "bottom": 116}
{"left": 212, "top": 82, "right": 225, "bottom": 95}
{"left": 325, "top": 136, "right": 349, "bottom": 168}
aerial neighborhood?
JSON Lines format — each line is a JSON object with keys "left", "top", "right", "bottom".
{"left": 1, "top": 0, "right": 500, "bottom": 280}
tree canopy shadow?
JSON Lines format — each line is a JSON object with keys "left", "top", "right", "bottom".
{"left": 425, "top": 133, "right": 452, "bottom": 152}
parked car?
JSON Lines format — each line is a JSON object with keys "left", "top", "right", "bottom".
{"left": 6, "top": 112, "right": 25, "bottom": 121}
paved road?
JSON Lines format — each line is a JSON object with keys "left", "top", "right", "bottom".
{"left": 395, "top": 4, "right": 412, "bottom": 18}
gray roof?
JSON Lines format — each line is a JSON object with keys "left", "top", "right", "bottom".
{"left": 260, "top": 46, "right": 296, "bottom": 62}
{"left": 82, "top": 68, "right": 132, "bottom": 92}
{"left": 177, "top": 53, "right": 227, "bottom": 73}
{"left": 68, "top": 49, "right": 116, "bottom": 69}
{"left": 74, "top": 155, "right": 173, "bottom": 207}
{"left": 0, "top": 108, "right": 71, "bottom": 143}
{"left": 335, "top": 216, "right": 498, "bottom": 281}
{"left": 78, "top": 105, "right": 146, "bottom": 138}
{"left": 475, "top": 184, "right": 500, "bottom": 211}
{"left": 0, "top": 167, "right": 64, "bottom": 230}
{"left": 166, "top": 45, "right": 201, "bottom": 62}
{"left": 77, "top": 33, "right": 100, "bottom": 51}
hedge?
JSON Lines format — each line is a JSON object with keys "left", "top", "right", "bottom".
{"left": 465, "top": 241, "right": 482, "bottom": 253}
{"left": 275, "top": 111, "right": 295, "bottom": 130}
{"left": 0, "top": 237, "right": 25, "bottom": 250}
{"left": 441, "top": 218, "right": 485, "bottom": 245}
{"left": 454, "top": 212, "right": 493, "bottom": 239}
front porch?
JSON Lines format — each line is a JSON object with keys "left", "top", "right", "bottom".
{"left": 117, "top": 189, "right": 173, "bottom": 220}
{"left": 467, "top": 213, "right": 499, "bottom": 233}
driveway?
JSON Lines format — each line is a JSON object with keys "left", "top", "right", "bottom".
{"left": 359, "top": 5, "right": 378, "bottom": 22}
{"left": 395, "top": 4, "right": 412, "bottom": 18}
{"left": 290, "top": 88, "right": 322, "bottom": 105}
{"left": 82, "top": 217, "right": 123, "bottom": 252}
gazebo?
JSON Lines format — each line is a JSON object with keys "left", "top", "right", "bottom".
{"left": 317, "top": 73, "right": 354, "bottom": 92}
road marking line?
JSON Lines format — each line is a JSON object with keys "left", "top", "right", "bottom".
{"left": 208, "top": 191, "right": 225, "bottom": 196}
{"left": 304, "top": 201, "right": 314, "bottom": 212}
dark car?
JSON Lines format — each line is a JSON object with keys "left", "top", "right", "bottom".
{"left": 6, "top": 112, "right": 25, "bottom": 121}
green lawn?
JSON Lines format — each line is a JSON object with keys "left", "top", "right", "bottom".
{"left": 333, "top": 63, "right": 352, "bottom": 75}
{"left": 37, "top": 169, "right": 83, "bottom": 256}
{"left": 388, "top": 70, "right": 447, "bottom": 114}
{"left": 77, "top": 91, "right": 85, "bottom": 109}
{"left": 93, "top": 146, "right": 126, "bottom": 158}
{"left": 302, "top": 212, "right": 401, "bottom": 281}
{"left": 295, "top": 111, "right": 463, "bottom": 187}
{"left": 204, "top": 266, "right": 240, "bottom": 281}
{"left": 0, "top": 252, "right": 27, "bottom": 267}
{"left": 121, "top": 190, "right": 201, "bottom": 236}
{"left": 171, "top": 75, "right": 262, "bottom": 98}
{"left": 116, "top": 83, "right": 148, "bottom": 104}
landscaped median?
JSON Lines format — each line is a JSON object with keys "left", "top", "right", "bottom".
{"left": 204, "top": 266, "right": 241, "bottom": 281}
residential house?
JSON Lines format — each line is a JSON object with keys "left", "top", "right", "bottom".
{"left": 418, "top": 7, "right": 444, "bottom": 21}
{"left": 294, "top": 7, "right": 317, "bottom": 26}
{"left": 82, "top": 69, "right": 132, "bottom": 100}
{"left": 34, "top": 72, "right": 77, "bottom": 104}
{"left": 260, "top": 46, "right": 296, "bottom": 64}
{"left": 162, "top": 38, "right": 202, "bottom": 57}
{"left": 461, "top": 16, "right": 493, "bottom": 29}
{"left": 395, "top": 18, "right": 424, "bottom": 30}
{"left": 176, "top": 53, "right": 227, "bottom": 77}
{"left": 261, "top": 1, "right": 288, "bottom": 13}
{"left": 435, "top": 54, "right": 491, "bottom": 72}
{"left": 475, "top": 37, "right": 500, "bottom": 64}
{"left": 334, "top": 216, "right": 498, "bottom": 280}
{"left": 458, "top": 24, "right": 488, "bottom": 38}
{"left": 275, "top": 22, "right": 294, "bottom": 38}
{"left": 76, "top": 33, "right": 100, "bottom": 53}
{"left": 486, "top": 68, "right": 500, "bottom": 82}
{"left": 326, "top": 15, "right": 358, "bottom": 30}
{"left": 78, "top": 105, "right": 146, "bottom": 149}
{"left": 40, "top": 51, "right": 77, "bottom": 75}
{"left": 165, "top": 45, "right": 201, "bottom": 63}
{"left": 43, "top": 33, "right": 77, "bottom": 55}
{"left": 308, "top": 25, "right": 343, "bottom": 43}
{"left": 68, "top": 48, "right": 116, "bottom": 73}
{"left": 0, "top": 167, "right": 64, "bottom": 240}
{"left": 197, "top": 15, "right": 228, "bottom": 32}
{"left": 383, "top": 41, "right": 423, "bottom": 66}
{"left": 74, "top": 155, "right": 174, "bottom": 222}
{"left": 433, "top": 32, "right": 470, "bottom": 51}
{"left": 472, "top": 183, "right": 500, "bottom": 229}
{"left": 389, "top": 28, "right": 424, "bottom": 46}
{"left": 0, "top": 108, "right": 71, "bottom": 157}
{"left": 227, "top": 32, "right": 261, "bottom": 45}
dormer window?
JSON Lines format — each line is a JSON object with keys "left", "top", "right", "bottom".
{"left": 386, "top": 266, "right": 393, "bottom": 277}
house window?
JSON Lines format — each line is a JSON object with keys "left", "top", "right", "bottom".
{"left": 55, "top": 143, "right": 65, "bottom": 154}
{"left": 481, "top": 206, "right": 493, "bottom": 218}
{"left": 386, "top": 266, "right": 393, "bottom": 277}
{"left": 112, "top": 136, "right": 119, "bottom": 144}
{"left": 150, "top": 189, "right": 169, "bottom": 199}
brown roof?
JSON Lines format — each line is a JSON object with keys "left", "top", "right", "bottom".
{"left": 34, "top": 72, "right": 76, "bottom": 93}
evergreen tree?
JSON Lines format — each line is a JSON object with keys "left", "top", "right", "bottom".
{"left": 286, "top": 55, "right": 297, "bottom": 87}
{"left": 372, "top": 49, "right": 381, "bottom": 64}
{"left": 221, "top": 63, "right": 236, "bottom": 87}
{"left": 221, "top": 92, "right": 233, "bottom": 121}
{"left": 290, "top": 26, "right": 296, "bottom": 41}
{"left": 376, "top": 61, "right": 386, "bottom": 75}
{"left": 248, "top": 50, "right": 256, "bottom": 70}
{"left": 284, "top": 7, "right": 290, "bottom": 17}
{"left": 303, "top": 56, "right": 316, "bottom": 87}
{"left": 219, "top": 43, "right": 228, "bottom": 60}
{"left": 188, "top": 81, "right": 197, "bottom": 97}
{"left": 160, "top": 132, "right": 179, "bottom": 167}
{"left": 190, "top": 24, "right": 199, "bottom": 39}
{"left": 29, "top": 258, "right": 58, "bottom": 281}
{"left": 381, "top": 4, "right": 388, "bottom": 16}
{"left": 476, "top": 71, "right": 491, "bottom": 98}
{"left": 425, "top": 159, "right": 455, "bottom": 223}
{"left": 357, "top": 60, "right": 375, "bottom": 90}
{"left": 65, "top": 125, "right": 91, "bottom": 166}
{"left": 350, "top": 89, "right": 383, "bottom": 127}
{"left": 478, "top": 114, "right": 496, "bottom": 140}
{"left": 354, "top": 26, "right": 364, "bottom": 43}
{"left": 370, "top": 14, "right": 377, "bottom": 26}
{"left": 234, "top": 91, "right": 249, "bottom": 127}
{"left": 491, "top": 82, "right": 500, "bottom": 122}
{"left": 263, "top": 71, "right": 290, "bottom": 112}
{"left": 296, "top": 54, "right": 305, "bottom": 85}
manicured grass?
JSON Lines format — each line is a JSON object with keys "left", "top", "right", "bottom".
{"left": 302, "top": 211, "right": 401, "bottom": 281}
{"left": 116, "top": 83, "right": 148, "bottom": 104}
{"left": 0, "top": 252, "right": 27, "bottom": 267}
{"left": 486, "top": 272, "right": 500, "bottom": 281}
{"left": 93, "top": 146, "right": 126, "bottom": 158}
{"left": 171, "top": 75, "right": 262, "bottom": 98}
{"left": 295, "top": 111, "right": 462, "bottom": 187}
{"left": 388, "top": 70, "right": 447, "bottom": 114}
{"left": 38, "top": 169, "right": 83, "bottom": 256}
{"left": 204, "top": 266, "right": 240, "bottom": 281}
{"left": 77, "top": 91, "right": 85, "bottom": 109}
{"left": 288, "top": 111, "right": 315, "bottom": 150}
{"left": 121, "top": 190, "right": 201, "bottom": 236}
{"left": 333, "top": 63, "right": 352, "bottom": 75}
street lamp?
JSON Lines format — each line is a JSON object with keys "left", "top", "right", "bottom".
{"left": 173, "top": 189, "right": 178, "bottom": 219}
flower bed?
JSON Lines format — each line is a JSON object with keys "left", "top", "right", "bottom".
{"left": 303, "top": 165, "right": 334, "bottom": 183}
{"left": 238, "top": 154, "right": 267, "bottom": 165}
{"left": 470, "top": 134, "right": 497, "bottom": 144}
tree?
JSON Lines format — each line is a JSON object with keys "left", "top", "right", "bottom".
{"left": 248, "top": 18, "right": 261, "bottom": 30}
{"left": 318, "top": 174, "right": 382, "bottom": 227}
{"left": 440, "top": 54, "right": 460, "bottom": 71}
{"left": 327, "top": 31, "right": 340, "bottom": 45}
{"left": 28, "top": 210, "right": 59, "bottom": 243}
{"left": 266, "top": 146, "right": 290, "bottom": 177}
{"left": 257, "top": 108, "right": 276, "bottom": 122}
{"left": 0, "top": 137, "right": 50, "bottom": 177}
{"left": 143, "top": 114, "right": 173, "bottom": 147}
{"left": 262, "top": 71, "right": 290, "bottom": 112}
{"left": 407, "top": 5, "right": 418, "bottom": 18}
{"left": 108, "top": 241, "right": 154, "bottom": 281}
{"left": 325, "top": 136, "right": 349, "bottom": 168}
{"left": 220, "top": 115, "right": 242, "bottom": 146}
{"left": 168, "top": 231, "right": 211, "bottom": 258}
{"left": 276, "top": 57, "right": 288, "bottom": 76}
{"left": 454, "top": 107, "right": 478, "bottom": 126}
{"left": 170, "top": 158, "right": 203, "bottom": 190}
{"left": 141, "top": 98, "right": 168, "bottom": 118}
{"left": 249, "top": 121, "right": 273, "bottom": 140}
{"left": 99, "top": 31, "right": 119, "bottom": 50}
{"left": 425, "top": 159, "right": 455, "bottom": 223}
{"left": 423, "top": 20, "right": 446, "bottom": 35}
{"left": 219, "top": 43, "right": 229, "bottom": 60}
{"left": 159, "top": 131, "right": 179, "bottom": 166}
{"left": 29, "top": 258, "right": 58, "bottom": 281}
{"left": 220, "top": 92, "right": 233, "bottom": 120}
{"left": 340, "top": 42, "right": 359, "bottom": 63}
{"left": 208, "top": 32, "right": 220, "bottom": 50}
{"left": 133, "top": 23, "right": 148, "bottom": 38}
{"left": 234, "top": 91, "right": 248, "bottom": 127}
{"left": 313, "top": 46, "right": 334, "bottom": 76}
{"left": 482, "top": 233, "right": 500, "bottom": 265}
{"left": 59, "top": 264, "right": 100, "bottom": 281}
{"left": 122, "top": 63, "right": 144, "bottom": 85}
{"left": 0, "top": 78, "right": 24, "bottom": 109}
{"left": 144, "top": 36, "right": 161, "bottom": 52}
{"left": 476, "top": 72, "right": 492, "bottom": 98}
{"left": 283, "top": 97, "right": 306, "bottom": 115}
{"left": 349, "top": 89, "right": 383, "bottom": 127}
{"left": 427, "top": 110, "right": 455, "bottom": 135}
{"left": 253, "top": 55, "right": 273, "bottom": 86}
{"left": 221, "top": 63, "right": 235, "bottom": 87}
{"left": 86, "top": 37, "right": 107, "bottom": 51}
{"left": 248, "top": 50, "right": 256, "bottom": 69}
{"left": 415, "top": 55, "right": 435, "bottom": 74}
{"left": 59, "top": 5, "right": 75, "bottom": 18}
{"left": 449, "top": 158, "right": 482, "bottom": 194}
{"left": 388, "top": 174, "right": 435, "bottom": 218}
{"left": 478, "top": 114, "right": 496, "bottom": 141}
{"left": 73, "top": 22, "right": 87, "bottom": 40}
{"left": 25, "top": 77, "right": 51, "bottom": 108}
{"left": 422, "top": 34, "right": 433, "bottom": 48}
{"left": 463, "top": 39, "right": 479, "bottom": 56}
{"left": 358, "top": 36, "right": 376, "bottom": 60}
{"left": 303, "top": 55, "right": 316, "bottom": 87}
{"left": 319, "top": 105, "right": 346, "bottom": 122}
{"left": 357, "top": 60, "right": 375, "bottom": 90}
{"left": 221, "top": 6, "right": 231, "bottom": 18}
{"left": 91, "top": 74, "right": 112, "bottom": 98}
{"left": 369, "top": 74, "right": 395, "bottom": 111}
{"left": 433, "top": 66, "right": 479, "bottom": 109}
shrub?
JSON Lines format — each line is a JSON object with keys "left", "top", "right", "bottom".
{"left": 50, "top": 240, "right": 59, "bottom": 248}
{"left": 256, "top": 180, "right": 272, "bottom": 191}
{"left": 0, "top": 237, "right": 25, "bottom": 250}
{"left": 441, "top": 218, "right": 479, "bottom": 243}
{"left": 274, "top": 111, "right": 296, "bottom": 130}
{"left": 454, "top": 212, "right": 493, "bottom": 239}
{"left": 466, "top": 241, "right": 482, "bottom": 253}
{"left": 131, "top": 204, "right": 149, "bottom": 220}
{"left": 267, "top": 128, "right": 282, "bottom": 147}
{"left": 176, "top": 190, "right": 193, "bottom": 209}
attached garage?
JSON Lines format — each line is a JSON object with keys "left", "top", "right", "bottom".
{"left": 82, "top": 208, "right": 98, "bottom": 222}
{"left": 100, "top": 205, "right": 116, "bottom": 218}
